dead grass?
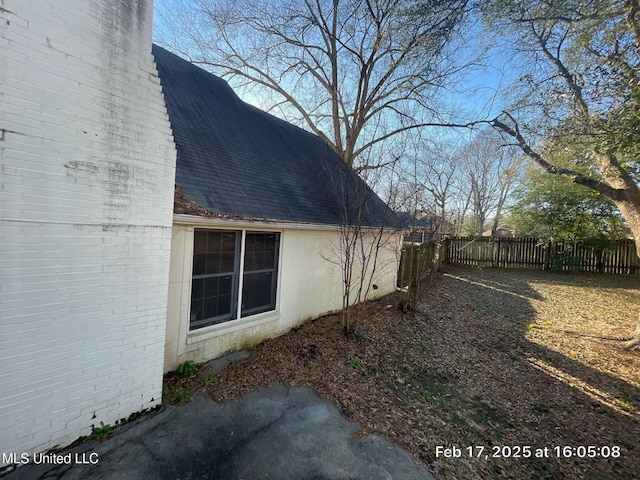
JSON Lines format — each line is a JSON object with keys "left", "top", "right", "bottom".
{"left": 177, "top": 266, "right": 640, "bottom": 479}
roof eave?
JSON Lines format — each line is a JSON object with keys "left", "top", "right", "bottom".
{"left": 173, "top": 213, "right": 341, "bottom": 231}
{"left": 172, "top": 214, "right": 399, "bottom": 233}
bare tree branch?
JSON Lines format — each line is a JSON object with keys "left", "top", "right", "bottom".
{"left": 157, "top": 0, "right": 474, "bottom": 168}
{"left": 490, "top": 113, "right": 627, "bottom": 201}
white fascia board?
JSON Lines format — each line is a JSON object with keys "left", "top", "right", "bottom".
{"left": 173, "top": 214, "right": 339, "bottom": 231}
{"left": 172, "top": 214, "right": 396, "bottom": 233}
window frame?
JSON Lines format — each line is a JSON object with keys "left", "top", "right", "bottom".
{"left": 189, "top": 228, "right": 281, "bottom": 331}
{"left": 190, "top": 230, "right": 241, "bottom": 329}
{"left": 240, "top": 231, "right": 280, "bottom": 318}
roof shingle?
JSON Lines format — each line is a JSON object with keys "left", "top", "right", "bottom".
{"left": 152, "top": 44, "right": 395, "bottom": 227}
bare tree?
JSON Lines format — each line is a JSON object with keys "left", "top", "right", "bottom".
{"left": 321, "top": 169, "right": 400, "bottom": 336}
{"left": 416, "top": 146, "right": 460, "bottom": 238}
{"left": 460, "top": 129, "right": 522, "bottom": 236}
{"left": 388, "top": 133, "right": 471, "bottom": 243}
{"left": 154, "top": 0, "right": 475, "bottom": 170}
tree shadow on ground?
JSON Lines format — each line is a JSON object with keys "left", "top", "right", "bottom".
{"left": 408, "top": 266, "right": 640, "bottom": 479}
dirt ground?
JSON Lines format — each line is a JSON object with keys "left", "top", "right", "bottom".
{"left": 167, "top": 266, "right": 640, "bottom": 479}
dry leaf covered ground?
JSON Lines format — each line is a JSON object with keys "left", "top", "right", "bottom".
{"left": 167, "top": 266, "right": 640, "bottom": 479}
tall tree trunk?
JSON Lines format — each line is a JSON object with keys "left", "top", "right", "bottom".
{"left": 491, "top": 216, "right": 500, "bottom": 237}
{"left": 477, "top": 214, "right": 486, "bottom": 237}
{"left": 616, "top": 198, "right": 640, "bottom": 350}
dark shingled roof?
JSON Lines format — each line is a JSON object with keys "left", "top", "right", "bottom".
{"left": 152, "top": 44, "right": 395, "bottom": 227}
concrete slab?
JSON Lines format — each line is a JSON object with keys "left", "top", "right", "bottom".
{"left": 2, "top": 386, "right": 434, "bottom": 480}
{"left": 197, "top": 350, "right": 250, "bottom": 381}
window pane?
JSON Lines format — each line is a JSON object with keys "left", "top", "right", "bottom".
{"left": 207, "top": 232, "right": 221, "bottom": 253}
{"left": 194, "top": 234, "right": 208, "bottom": 254}
{"left": 244, "top": 252, "right": 256, "bottom": 271}
{"left": 203, "top": 277, "right": 217, "bottom": 298}
{"left": 265, "top": 233, "right": 277, "bottom": 250}
{"left": 191, "top": 299, "right": 202, "bottom": 321}
{"left": 242, "top": 272, "right": 273, "bottom": 312}
{"left": 193, "top": 231, "right": 239, "bottom": 276}
{"left": 218, "top": 294, "right": 231, "bottom": 317}
{"left": 241, "top": 232, "right": 279, "bottom": 317}
{"left": 203, "top": 297, "right": 217, "bottom": 320}
{"left": 205, "top": 253, "right": 221, "bottom": 275}
{"left": 220, "top": 253, "right": 235, "bottom": 273}
{"left": 254, "top": 233, "right": 264, "bottom": 253}
{"left": 245, "top": 234, "right": 255, "bottom": 254}
{"left": 243, "top": 234, "right": 255, "bottom": 270}
{"left": 244, "top": 232, "right": 279, "bottom": 272}
{"left": 191, "top": 230, "right": 240, "bottom": 329}
{"left": 262, "top": 234, "right": 277, "bottom": 270}
{"left": 218, "top": 275, "right": 233, "bottom": 295}
{"left": 193, "top": 254, "right": 206, "bottom": 276}
{"left": 222, "top": 232, "right": 236, "bottom": 253}
{"left": 192, "top": 278, "right": 204, "bottom": 299}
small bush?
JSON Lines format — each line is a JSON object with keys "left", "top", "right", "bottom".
{"left": 173, "top": 389, "right": 193, "bottom": 404}
{"left": 532, "top": 400, "right": 550, "bottom": 413}
{"left": 347, "top": 356, "right": 362, "bottom": 369}
{"left": 90, "top": 422, "right": 114, "bottom": 440}
{"left": 176, "top": 360, "right": 198, "bottom": 377}
{"left": 550, "top": 250, "right": 581, "bottom": 272}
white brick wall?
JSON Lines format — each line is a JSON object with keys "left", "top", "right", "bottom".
{"left": 0, "top": 0, "right": 176, "bottom": 461}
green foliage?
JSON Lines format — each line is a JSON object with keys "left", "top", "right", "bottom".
{"left": 175, "top": 360, "right": 198, "bottom": 377}
{"left": 173, "top": 389, "right": 193, "bottom": 404}
{"left": 202, "top": 375, "right": 216, "bottom": 385}
{"left": 532, "top": 400, "right": 551, "bottom": 413}
{"left": 450, "top": 411, "right": 469, "bottom": 427}
{"left": 482, "top": 0, "right": 640, "bottom": 254}
{"left": 459, "top": 217, "right": 483, "bottom": 237}
{"left": 549, "top": 250, "right": 582, "bottom": 271}
{"left": 617, "top": 400, "right": 636, "bottom": 413}
{"left": 90, "top": 422, "right": 114, "bottom": 440}
{"left": 508, "top": 170, "right": 629, "bottom": 240}
{"left": 347, "top": 356, "right": 363, "bottom": 369}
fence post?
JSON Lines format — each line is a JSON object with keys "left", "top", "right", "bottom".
{"left": 442, "top": 237, "right": 450, "bottom": 264}
{"left": 397, "top": 247, "right": 406, "bottom": 288}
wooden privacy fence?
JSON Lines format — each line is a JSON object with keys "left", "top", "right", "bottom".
{"left": 397, "top": 241, "right": 442, "bottom": 289}
{"left": 443, "top": 236, "right": 639, "bottom": 274}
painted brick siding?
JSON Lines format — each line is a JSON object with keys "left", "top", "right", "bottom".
{"left": 164, "top": 224, "right": 400, "bottom": 371}
{"left": 0, "top": 0, "right": 176, "bottom": 460}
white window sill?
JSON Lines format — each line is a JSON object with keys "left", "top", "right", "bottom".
{"left": 186, "top": 310, "right": 281, "bottom": 345}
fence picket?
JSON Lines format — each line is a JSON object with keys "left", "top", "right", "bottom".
{"left": 397, "top": 241, "right": 442, "bottom": 289}
{"left": 443, "top": 237, "right": 639, "bottom": 274}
